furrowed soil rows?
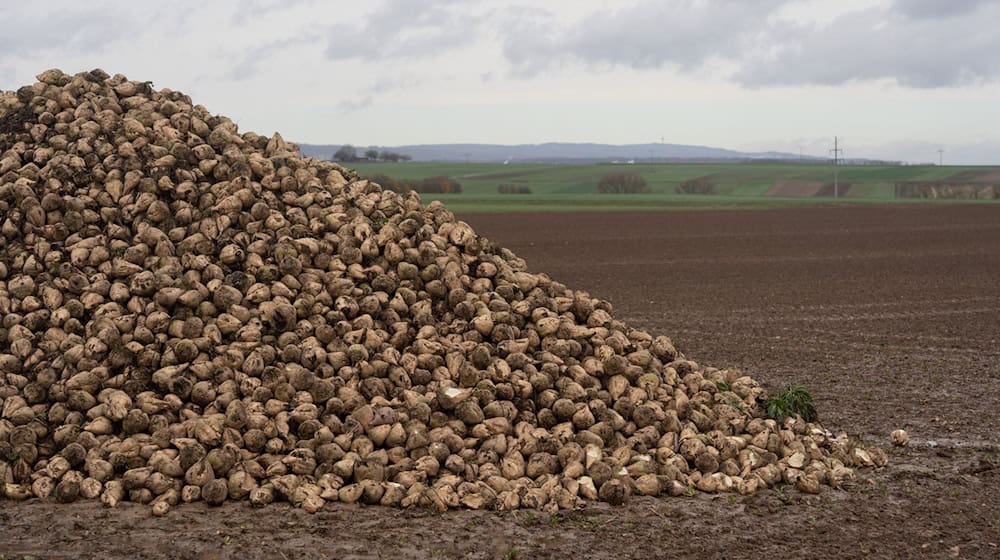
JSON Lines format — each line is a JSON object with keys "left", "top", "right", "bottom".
{"left": 1, "top": 205, "right": 998, "bottom": 558}
{"left": 467, "top": 207, "right": 1000, "bottom": 445}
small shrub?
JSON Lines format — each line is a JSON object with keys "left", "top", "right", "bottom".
{"left": 364, "top": 173, "right": 400, "bottom": 192}
{"left": 676, "top": 177, "right": 716, "bottom": 195}
{"left": 597, "top": 172, "right": 649, "bottom": 194}
{"left": 498, "top": 183, "right": 532, "bottom": 194}
{"left": 416, "top": 176, "right": 462, "bottom": 194}
{"left": 396, "top": 179, "right": 419, "bottom": 192}
{"left": 764, "top": 384, "right": 817, "bottom": 423}
{"left": 363, "top": 174, "right": 462, "bottom": 194}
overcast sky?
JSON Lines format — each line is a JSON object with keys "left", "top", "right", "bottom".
{"left": 3, "top": 0, "right": 999, "bottom": 163}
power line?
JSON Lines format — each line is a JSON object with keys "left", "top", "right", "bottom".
{"left": 830, "top": 136, "right": 843, "bottom": 198}
{"left": 938, "top": 149, "right": 944, "bottom": 166}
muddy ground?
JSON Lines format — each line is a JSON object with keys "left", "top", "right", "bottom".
{"left": 2, "top": 205, "right": 999, "bottom": 559}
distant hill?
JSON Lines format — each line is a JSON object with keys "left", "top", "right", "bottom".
{"left": 296, "top": 142, "right": 823, "bottom": 164}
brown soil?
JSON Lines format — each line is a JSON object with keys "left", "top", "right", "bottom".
{"left": 973, "top": 170, "right": 1000, "bottom": 182}
{"left": 3, "top": 205, "right": 1000, "bottom": 559}
{"left": 945, "top": 170, "right": 1000, "bottom": 183}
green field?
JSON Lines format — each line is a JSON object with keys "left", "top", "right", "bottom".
{"left": 349, "top": 162, "right": 1000, "bottom": 212}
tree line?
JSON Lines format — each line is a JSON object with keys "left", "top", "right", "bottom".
{"left": 333, "top": 145, "right": 412, "bottom": 163}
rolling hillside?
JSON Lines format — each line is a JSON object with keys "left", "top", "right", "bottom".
{"left": 347, "top": 161, "right": 1000, "bottom": 212}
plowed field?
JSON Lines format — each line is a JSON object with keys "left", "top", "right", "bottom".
{"left": 2, "top": 205, "right": 998, "bottom": 559}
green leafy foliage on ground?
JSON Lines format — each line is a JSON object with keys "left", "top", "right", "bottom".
{"left": 764, "top": 385, "right": 818, "bottom": 423}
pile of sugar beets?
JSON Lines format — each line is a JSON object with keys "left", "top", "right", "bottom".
{"left": 0, "top": 69, "right": 886, "bottom": 515}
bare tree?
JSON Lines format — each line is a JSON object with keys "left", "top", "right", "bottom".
{"left": 332, "top": 145, "right": 358, "bottom": 162}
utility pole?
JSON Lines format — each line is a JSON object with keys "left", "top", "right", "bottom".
{"left": 938, "top": 149, "right": 944, "bottom": 166}
{"left": 830, "top": 136, "right": 843, "bottom": 198}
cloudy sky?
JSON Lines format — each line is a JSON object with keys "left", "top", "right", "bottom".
{"left": 2, "top": 0, "right": 999, "bottom": 163}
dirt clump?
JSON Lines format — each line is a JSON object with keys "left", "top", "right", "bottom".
{"left": 0, "top": 69, "right": 881, "bottom": 515}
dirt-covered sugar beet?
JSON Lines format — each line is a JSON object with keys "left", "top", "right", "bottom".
{"left": 0, "top": 69, "right": 884, "bottom": 514}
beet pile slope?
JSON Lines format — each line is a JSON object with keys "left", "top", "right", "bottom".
{"left": 0, "top": 69, "right": 883, "bottom": 514}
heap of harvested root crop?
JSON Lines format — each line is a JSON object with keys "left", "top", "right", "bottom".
{"left": 0, "top": 69, "right": 885, "bottom": 515}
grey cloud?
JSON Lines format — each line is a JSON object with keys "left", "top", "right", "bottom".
{"left": 231, "top": 0, "right": 316, "bottom": 25}
{"left": 336, "top": 75, "right": 423, "bottom": 113}
{"left": 892, "top": 0, "right": 993, "bottom": 18}
{"left": 501, "top": 1, "right": 785, "bottom": 76}
{"left": 0, "top": 1, "right": 196, "bottom": 76}
{"left": 736, "top": 5, "right": 1000, "bottom": 87}
{"left": 224, "top": 34, "right": 321, "bottom": 81}
{"left": 324, "top": 0, "right": 485, "bottom": 61}
{"left": 336, "top": 95, "right": 374, "bottom": 113}
{"left": 493, "top": 0, "right": 1000, "bottom": 88}
{"left": 0, "top": 3, "right": 138, "bottom": 59}
{"left": 369, "top": 75, "right": 423, "bottom": 94}
{"left": 0, "top": 65, "right": 14, "bottom": 86}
